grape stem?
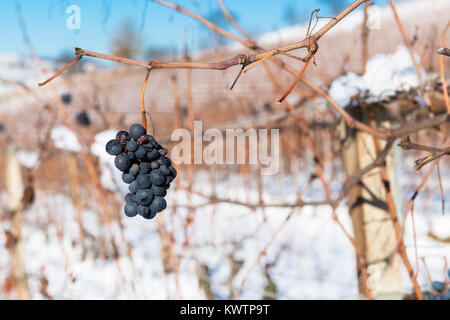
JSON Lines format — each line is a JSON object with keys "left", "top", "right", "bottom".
{"left": 140, "top": 67, "right": 152, "bottom": 133}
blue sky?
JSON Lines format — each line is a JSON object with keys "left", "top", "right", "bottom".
{"left": 1, "top": 0, "right": 363, "bottom": 60}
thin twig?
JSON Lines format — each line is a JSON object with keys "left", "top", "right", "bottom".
{"left": 438, "top": 21, "right": 450, "bottom": 113}
{"left": 388, "top": 0, "right": 423, "bottom": 87}
{"left": 278, "top": 53, "right": 315, "bottom": 103}
{"left": 398, "top": 136, "right": 442, "bottom": 152}
{"left": 216, "top": 0, "right": 255, "bottom": 45}
{"left": 414, "top": 146, "right": 450, "bottom": 170}
{"left": 361, "top": 1, "right": 370, "bottom": 74}
{"left": 38, "top": 55, "right": 81, "bottom": 86}
{"left": 436, "top": 163, "right": 445, "bottom": 215}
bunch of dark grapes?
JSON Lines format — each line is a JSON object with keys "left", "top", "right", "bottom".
{"left": 105, "top": 123, "right": 177, "bottom": 220}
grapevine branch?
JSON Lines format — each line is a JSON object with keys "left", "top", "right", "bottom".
{"left": 39, "top": 1, "right": 366, "bottom": 85}
{"left": 398, "top": 135, "right": 450, "bottom": 170}
{"left": 38, "top": 0, "right": 402, "bottom": 142}
{"left": 168, "top": 0, "right": 387, "bottom": 141}
{"left": 414, "top": 147, "right": 450, "bottom": 170}
{"left": 398, "top": 136, "right": 442, "bottom": 152}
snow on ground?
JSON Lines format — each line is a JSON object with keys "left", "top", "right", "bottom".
{"left": 50, "top": 126, "right": 82, "bottom": 152}
{"left": 0, "top": 54, "right": 53, "bottom": 95}
{"left": 1, "top": 129, "right": 448, "bottom": 299}
{"left": 17, "top": 149, "right": 38, "bottom": 168}
{"left": 0, "top": 161, "right": 448, "bottom": 299}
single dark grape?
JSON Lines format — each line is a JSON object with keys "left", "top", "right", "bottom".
{"left": 137, "top": 205, "right": 150, "bottom": 217}
{"left": 151, "top": 184, "right": 167, "bottom": 197}
{"left": 147, "top": 149, "right": 159, "bottom": 161}
{"left": 115, "top": 154, "right": 131, "bottom": 171}
{"left": 116, "top": 131, "right": 130, "bottom": 145}
{"left": 122, "top": 172, "right": 136, "bottom": 184}
{"left": 130, "top": 124, "right": 146, "bottom": 140}
{"left": 150, "top": 160, "right": 160, "bottom": 169}
{"left": 136, "top": 174, "right": 151, "bottom": 189}
{"left": 126, "top": 140, "right": 138, "bottom": 152}
{"left": 124, "top": 193, "right": 134, "bottom": 203}
{"left": 135, "top": 189, "right": 154, "bottom": 205}
{"left": 106, "top": 139, "right": 122, "bottom": 156}
{"left": 129, "top": 163, "right": 140, "bottom": 176}
{"left": 129, "top": 180, "right": 138, "bottom": 194}
{"left": 159, "top": 165, "right": 170, "bottom": 176}
{"left": 142, "top": 211, "right": 157, "bottom": 220}
{"left": 150, "top": 196, "right": 167, "bottom": 213}
{"left": 135, "top": 146, "right": 147, "bottom": 160}
{"left": 116, "top": 130, "right": 129, "bottom": 140}
{"left": 61, "top": 93, "right": 72, "bottom": 105}
{"left": 149, "top": 169, "right": 165, "bottom": 186}
{"left": 158, "top": 155, "right": 172, "bottom": 167}
{"left": 168, "top": 166, "right": 177, "bottom": 178}
{"left": 124, "top": 202, "right": 138, "bottom": 217}
{"left": 76, "top": 110, "right": 91, "bottom": 127}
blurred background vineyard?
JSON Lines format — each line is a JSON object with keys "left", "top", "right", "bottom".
{"left": 0, "top": 0, "right": 449, "bottom": 299}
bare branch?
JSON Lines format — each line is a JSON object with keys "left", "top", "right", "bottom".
{"left": 415, "top": 147, "right": 450, "bottom": 170}
{"left": 398, "top": 136, "right": 442, "bottom": 152}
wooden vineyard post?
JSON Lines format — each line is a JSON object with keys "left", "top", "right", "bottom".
{"left": 339, "top": 105, "right": 402, "bottom": 299}
{"left": 5, "top": 147, "right": 30, "bottom": 300}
